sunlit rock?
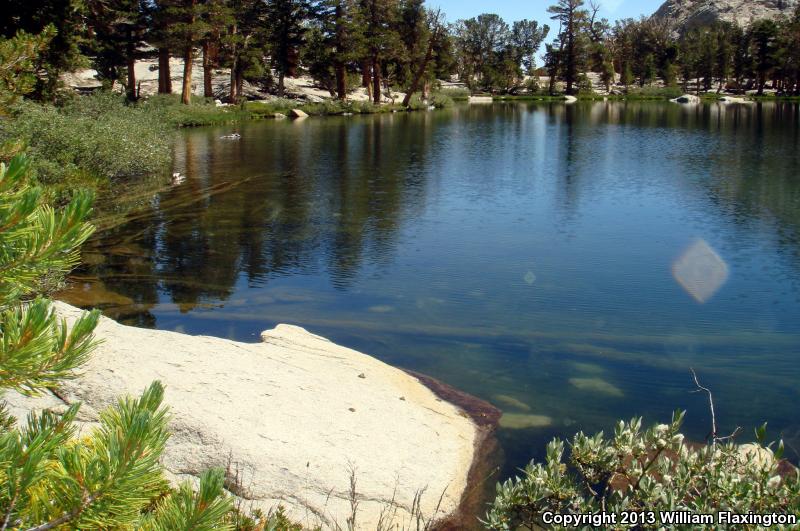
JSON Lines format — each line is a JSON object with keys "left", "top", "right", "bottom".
{"left": 6, "top": 302, "right": 481, "bottom": 529}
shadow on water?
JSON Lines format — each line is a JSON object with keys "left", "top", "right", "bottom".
{"left": 63, "top": 101, "right": 800, "bottom": 481}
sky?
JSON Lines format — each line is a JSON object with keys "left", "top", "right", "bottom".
{"left": 429, "top": 0, "right": 666, "bottom": 25}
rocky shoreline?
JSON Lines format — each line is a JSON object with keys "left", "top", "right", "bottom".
{"left": 5, "top": 302, "right": 499, "bottom": 530}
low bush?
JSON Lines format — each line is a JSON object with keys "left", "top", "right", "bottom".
{"left": 434, "top": 87, "right": 470, "bottom": 101}
{"left": 484, "top": 411, "right": 800, "bottom": 530}
{"left": 624, "top": 85, "right": 684, "bottom": 100}
{"left": 405, "top": 94, "right": 430, "bottom": 111}
{"left": 430, "top": 93, "right": 454, "bottom": 108}
{"left": 0, "top": 91, "right": 171, "bottom": 193}
{"left": 141, "top": 94, "right": 250, "bottom": 126}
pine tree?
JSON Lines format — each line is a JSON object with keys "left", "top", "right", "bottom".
{"left": 547, "top": 0, "right": 589, "bottom": 95}
{"left": 750, "top": 19, "right": 779, "bottom": 95}
{"left": 158, "top": 0, "right": 211, "bottom": 104}
{"left": 0, "top": 0, "right": 88, "bottom": 101}
{"left": 265, "top": 0, "right": 310, "bottom": 97}
{"left": 0, "top": 29, "right": 54, "bottom": 113}
{"left": 0, "top": 155, "right": 232, "bottom": 529}
{"left": 201, "top": 0, "right": 234, "bottom": 99}
{"left": 309, "top": 0, "right": 364, "bottom": 100}
{"left": 88, "top": 0, "right": 150, "bottom": 100}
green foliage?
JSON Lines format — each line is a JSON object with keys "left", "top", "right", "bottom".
{"left": 429, "top": 93, "right": 453, "bottom": 108}
{"left": 0, "top": 29, "right": 55, "bottom": 113}
{"left": 0, "top": 154, "right": 97, "bottom": 393}
{"left": 142, "top": 469, "right": 233, "bottom": 530}
{"left": 624, "top": 86, "right": 684, "bottom": 99}
{"left": 405, "top": 94, "right": 429, "bottom": 110}
{"left": 0, "top": 0, "right": 89, "bottom": 100}
{"left": 0, "top": 155, "right": 232, "bottom": 529}
{"left": 0, "top": 92, "right": 171, "bottom": 191}
{"left": 452, "top": 14, "right": 548, "bottom": 94}
{"left": 484, "top": 411, "right": 800, "bottom": 530}
{"left": 434, "top": 87, "right": 470, "bottom": 100}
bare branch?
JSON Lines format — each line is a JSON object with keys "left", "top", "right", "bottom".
{"left": 690, "top": 368, "right": 717, "bottom": 445}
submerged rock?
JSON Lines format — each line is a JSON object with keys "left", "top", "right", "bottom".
{"left": 498, "top": 413, "right": 552, "bottom": 429}
{"left": 493, "top": 394, "right": 531, "bottom": 412}
{"left": 569, "top": 377, "right": 624, "bottom": 397}
{"left": 6, "top": 302, "right": 484, "bottom": 530}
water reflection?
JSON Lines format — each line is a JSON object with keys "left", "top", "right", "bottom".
{"left": 65, "top": 101, "right": 800, "bottom": 474}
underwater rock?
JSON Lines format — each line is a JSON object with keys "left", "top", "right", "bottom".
{"left": 493, "top": 394, "right": 531, "bottom": 412}
{"left": 569, "top": 377, "right": 624, "bottom": 397}
{"left": 498, "top": 413, "right": 553, "bottom": 429}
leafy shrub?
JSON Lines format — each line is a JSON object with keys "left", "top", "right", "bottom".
{"left": 141, "top": 94, "right": 250, "bottom": 127}
{"left": 405, "top": 94, "right": 429, "bottom": 111}
{"left": 434, "top": 87, "right": 471, "bottom": 100}
{"left": 0, "top": 92, "right": 171, "bottom": 189}
{"left": 430, "top": 93, "right": 454, "bottom": 108}
{"left": 485, "top": 411, "right": 800, "bottom": 530}
{"left": 625, "top": 86, "right": 684, "bottom": 100}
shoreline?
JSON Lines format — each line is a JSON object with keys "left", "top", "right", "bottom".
{"left": 164, "top": 93, "right": 797, "bottom": 128}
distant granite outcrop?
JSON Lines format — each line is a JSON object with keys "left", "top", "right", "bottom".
{"left": 652, "top": 0, "right": 798, "bottom": 32}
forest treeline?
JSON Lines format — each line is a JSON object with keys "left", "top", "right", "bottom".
{"left": 2, "top": 0, "right": 800, "bottom": 109}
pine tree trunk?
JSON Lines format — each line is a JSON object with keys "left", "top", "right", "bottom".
{"left": 202, "top": 41, "right": 213, "bottom": 98}
{"left": 403, "top": 35, "right": 435, "bottom": 106}
{"left": 361, "top": 61, "right": 372, "bottom": 100}
{"left": 229, "top": 24, "right": 238, "bottom": 103}
{"left": 335, "top": 62, "right": 346, "bottom": 100}
{"left": 278, "top": 71, "right": 285, "bottom": 97}
{"left": 126, "top": 28, "right": 137, "bottom": 101}
{"left": 235, "top": 68, "right": 244, "bottom": 102}
{"left": 158, "top": 48, "right": 172, "bottom": 94}
{"left": 372, "top": 56, "right": 381, "bottom": 104}
{"left": 182, "top": 46, "right": 193, "bottom": 105}
{"left": 181, "top": 0, "right": 196, "bottom": 105}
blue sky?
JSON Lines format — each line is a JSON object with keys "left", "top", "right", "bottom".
{"left": 430, "top": 0, "right": 665, "bottom": 25}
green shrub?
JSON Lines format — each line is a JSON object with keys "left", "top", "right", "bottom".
{"left": 405, "top": 94, "right": 429, "bottom": 111}
{"left": 625, "top": 86, "right": 684, "bottom": 100}
{"left": 484, "top": 411, "right": 800, "bottom": 530}
{"left": 0, "top": 92, "right": 171, "bottom": 190}
{"left": 434, "top": 87, "right": 470, "bottom": 101}
{"left": 430, "top": 93, "right": 454, "bottom": 108}
{"left": 142, "top": 94, "right": 250, "bottom": 127}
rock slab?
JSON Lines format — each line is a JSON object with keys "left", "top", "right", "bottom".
{"left": 5, "top": 302, "right": 479, "bottom": 530}
{"left": 653, "top": 0, "right": 798, "bottom": 32}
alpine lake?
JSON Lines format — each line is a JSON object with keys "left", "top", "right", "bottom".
{"left": 63, "top": 100, "right": 800, "bottom": 479}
